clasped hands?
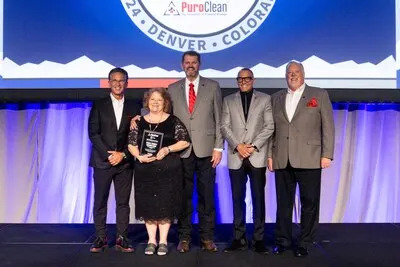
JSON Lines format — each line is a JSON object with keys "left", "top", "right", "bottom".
{"left": 236, "top": 143, "right": 255, "bottom": 159}
{"left": 136, "top": 147, "right": 170, "bottom": 163}
{"left": 107, "top": 151, "right": 124, "bottom": 166}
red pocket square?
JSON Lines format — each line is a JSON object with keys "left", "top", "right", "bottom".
{"left": 307, "top": 97, "right": 318, "bottom": 107}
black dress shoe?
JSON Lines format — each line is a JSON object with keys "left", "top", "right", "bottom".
{"left": 294, "top": 247, "right": 309, "bottom": 257}
{"left": 252, "top": 241, "right": 269, "bottom": 254}
{"left": 223, "top": 239, "right": 247, "bottom": 252}
{"left": 90, "top": 236, "right": 108, "bottom": 253}
{"left": 115, "top": 235, "right": 134, "bottom": 253}
{"left": 272, "top": 245, "right": 285, "bottom": 255}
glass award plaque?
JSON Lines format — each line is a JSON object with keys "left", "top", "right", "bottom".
{"left": 140, "top": 129, "right": 164, "bottom": 156}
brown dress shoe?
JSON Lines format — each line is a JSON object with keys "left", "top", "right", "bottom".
{"left": 201, "top": 240, "right": 218, "bottom": 252}
{"left": 90, "top": 236, "right": 108, "bottom": 253}
{"left": 177, "top": 240, "right": 190, "bottom": 253}
{"left": 115, "top": 235, "right": 134, "bottom": 253}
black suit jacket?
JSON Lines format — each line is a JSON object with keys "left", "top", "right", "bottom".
{"left": 88, "top": 96, "right": 141, "bottom": 169}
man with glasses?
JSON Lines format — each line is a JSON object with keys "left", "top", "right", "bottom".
{"left": 88, "top": 67, "right": 141, "bottom": 253}
{"left": 221, "top": 68, "right": 274, "bottom": 254}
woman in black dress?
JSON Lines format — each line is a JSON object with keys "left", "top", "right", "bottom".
{"left": 128, "top": 88, "right": 190, "bottom": 255}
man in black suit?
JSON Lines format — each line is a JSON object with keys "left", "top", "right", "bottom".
{"left": 88, "top": 67, "right": 140, "bottom": 253}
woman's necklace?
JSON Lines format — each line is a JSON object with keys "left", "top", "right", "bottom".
{"left": 148, "top": 112, "right": 163, "bottom": 131}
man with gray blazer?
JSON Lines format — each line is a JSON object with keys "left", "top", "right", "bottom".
{"left": 268, "top": 61, "right": 334, "bottom": 257}
{"left": 168, "top": 51, "right": 223, "bottom": 252}
{"left": 221, "top": 68, "right": 274, "bottom": 254}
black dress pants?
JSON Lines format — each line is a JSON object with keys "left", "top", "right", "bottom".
{"left": 93, "top": 166, "right": 133, "bottom": 238}
{"left": 178, "top": 151, "right": 216, "bottom": 241}
{"left": 229, "top": 159, "right": 266, "bottom": 241}
{"left": 274, "top": 163, "right": 321, "bottom": 248}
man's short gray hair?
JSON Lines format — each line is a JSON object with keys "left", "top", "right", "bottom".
{"left": 285, "top": 60, "right": 305, "bottom": 76}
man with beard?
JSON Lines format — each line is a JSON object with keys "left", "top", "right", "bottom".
{"left": 168, "top": 50, "right": 223, "bottom": 252}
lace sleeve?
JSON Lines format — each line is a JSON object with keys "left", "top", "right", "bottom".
{"left": 174, "top": 117, "right": 190, "bottom": 142}
{"left": 128, "top": 128, "right": 139, "bottom": 146}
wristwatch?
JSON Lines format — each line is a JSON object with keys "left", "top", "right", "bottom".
{"left": 250, "top": 143, "right": 259, "bottom": 151}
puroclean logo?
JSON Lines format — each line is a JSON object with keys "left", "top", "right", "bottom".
{"left": 164, "top": 2, "right": 179, "bottom": 16}
{"left": 121, "top": 0, "right": 276, "bottom": 53}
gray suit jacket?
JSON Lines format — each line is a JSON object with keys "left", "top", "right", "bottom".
{"left": 268, "top": 85, "right": 335, "bottom": 169}
{"left": 221, "top": 90, "right": 274, "bottom": 169}
{"left": 168, "top": 76, "right": 223, "bottom": 158}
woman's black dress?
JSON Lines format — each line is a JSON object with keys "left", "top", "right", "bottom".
{"left": 128, "top": 115, "right": 190, "bottom": 221}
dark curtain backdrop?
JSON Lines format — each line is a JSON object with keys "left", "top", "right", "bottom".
{"left": 1, "top": 102, "right": 399, "bottom": 223}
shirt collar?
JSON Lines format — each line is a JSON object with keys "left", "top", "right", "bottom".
{"left": 110, "top": 93, "right": 125, "bottom": 104}
{"left": 240, "top": 88, "right": 254, "bottom": 96}
{"left": 185, "top": 75, "right": 200, "bottom": 88}
{"left": 287, "top": 83, "right": 305, "bottom": 95}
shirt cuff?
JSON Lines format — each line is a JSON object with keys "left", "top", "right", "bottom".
{"left": 250, "top": 143, "right": 259, "bottom": 152}
{"left": 213, "top": 148, "right": 223, "bottom": 152}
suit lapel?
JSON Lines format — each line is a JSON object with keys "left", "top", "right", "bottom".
{"left": 177, "top": 80, "right": 189, "bottom": 114}
{"left": 246, "top": 90, "right": 258, "bottom": 125}
{"left": 106, "top": 97, "right": 118, "bottom": 132}
{"left": 192, "top": 76, "right": 205, "bottom": 115}
{"left": 291, "top": 85, "right": 308, "bottom": 121}
{"left": 118, "top": 99, "right": 129, "bottom": 132}
{"left": 234, "top": 91, "right": 246, "bottom": 125}
{"left": 279, "top": 91, "right": 290, "bottom": 122}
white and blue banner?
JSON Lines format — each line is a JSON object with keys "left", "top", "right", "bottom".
{"left": 0, "top": 0, "right": 398, "bottom": 88}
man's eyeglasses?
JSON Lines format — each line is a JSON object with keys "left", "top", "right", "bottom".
{"left": 236, "top": 77, "right": 253, "bottom": 83}
{"left": 110, "top": 79, "right": 126, "bottom": 84}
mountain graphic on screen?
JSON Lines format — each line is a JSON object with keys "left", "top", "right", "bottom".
{"left": 0, "top": 55, "right": 395, "bottom": 79}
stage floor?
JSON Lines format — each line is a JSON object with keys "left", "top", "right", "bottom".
{"left": 0, "top": 223, "right": 399, "bottom": 267}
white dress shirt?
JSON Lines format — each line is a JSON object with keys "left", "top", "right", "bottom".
{"left": 285, "top": 83, "right": 305, "bottom": 122}
{"left": 185, "top": 75, "right": 200, "bottom": 107}
{"left": 110, "top": 93, "right": 124, "bottom": 130}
